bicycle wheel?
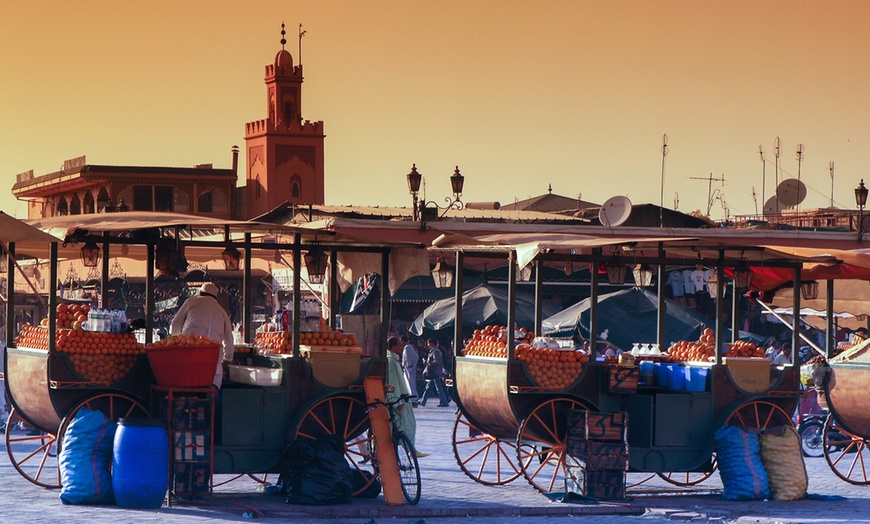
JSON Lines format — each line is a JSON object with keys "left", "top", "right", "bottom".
{"left": 395, "top": 433, "right": 421, "bottom": 505}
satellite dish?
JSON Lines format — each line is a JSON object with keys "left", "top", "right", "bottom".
{"left": 762, "top": 195, "right": 778, "bottom": 215}
{"left": 775, "top": 178, "right": 807, "bottom": 208}
{"left": 599, "top": 195, "right": 632, "bottom": 227}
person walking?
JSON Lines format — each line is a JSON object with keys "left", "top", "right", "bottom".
{"left": 419, "top": 338, "right": 450, "bottom": 407}
{"left": 400, "top": 334, "right": 419, "bottom": 404}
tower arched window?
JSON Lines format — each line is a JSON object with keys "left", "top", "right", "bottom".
{"left": 290, "top": 174, "right": 302, "bottom": 199}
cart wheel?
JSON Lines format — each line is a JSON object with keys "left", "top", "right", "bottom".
{"left": 5, "top": 408, "right": 61, "bottom": 489}
{"left": 725, "top": 400, "right": 794, "bottom": 431}
{"left": 823, "top": 416, "right": 870, "bottom": 485}
{"left": 57, "top": 393, "right": 149, "bottom": 449}
{"left": 799, "top": 420, "right": 826, "bottom": 458}
{"left": 626, "top": 473, "right": 656, "bottom": 488}
{"left": 293, "top": 395, "right": 375, "bottom": 496}
{"left": 516, "top": 398, "right": 587, "bottom": 494}
{"left": 656, "top": 454, "right": 717, "bottom": 486}
{"left": 452, "top": 412, "right": 523, "bottom": 485}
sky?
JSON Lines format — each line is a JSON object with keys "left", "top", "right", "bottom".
{"left": 2, "top": 1, "right": 870, "bottom": 220}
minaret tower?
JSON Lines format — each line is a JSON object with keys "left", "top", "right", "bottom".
{"left": 244, "top": 23, "right": 325, "bottom": 218}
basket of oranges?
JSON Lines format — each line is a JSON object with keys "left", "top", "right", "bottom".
{"left": 146, "top": 334, "right": 221, "bottom": 387}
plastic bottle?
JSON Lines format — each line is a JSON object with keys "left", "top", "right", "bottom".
{"left": 86, "top": 308, "right": 95, "bottom": 331}
{"left": 110, "top": 309, "right": 120, "bottom": 333}
{"left": 118, "top": 309, "right": 128, "bottom": 333}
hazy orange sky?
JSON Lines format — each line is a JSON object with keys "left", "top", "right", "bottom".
{"left": 2, "top": 1, "right": 869, "bottom": 220}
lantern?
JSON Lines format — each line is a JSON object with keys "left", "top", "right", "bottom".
{"left": 155, "top": 238, "right": 181, "bottom": 272}
{"left": 304, "top": 245, "right": 328, "bottom": 284}
{"left": 221, "top": 245, "right": 241, "bottom": 271}
{"left": 801, "top": 280, "right": 819, "bottom": 300}
{"left": 431, "top": 257, "right": 454, "bottom": 289}
{"left": 81, "top": 241, "right": 101, "bottom": 268}
{"left": 632, "top": 264, "right": 654, "bottom": 287}
{"left": 733, "top": 259, "right": 754, "bottom": 289}
{"left": 605, "top": 256, "right": 627, "bottom": 285}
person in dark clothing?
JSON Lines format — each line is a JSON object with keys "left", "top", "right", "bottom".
{"left": 418, "top": 338, "right": 450, "bottom": 407}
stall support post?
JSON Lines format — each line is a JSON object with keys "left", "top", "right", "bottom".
{"left": 656, "top": 243, "right": 666, "bottom": 349}
{"left": 534, "top": 259, "right": 543, "bottom": 338}
{"left": 243, "top": 233, "right": 253, "bottom": 344}
{"left": 589, "top": 249, "right": 600, "bottom": 358}
{"left": 379, "top": 250, "right": 391, "bottom": 359}
{"left": 101, "top": 234, "right": 110, "bottom": 308}
{"left": 826, "top": 279, "right": 835, "bottom": 358}
{"left": 453, "top": 251, "right": 464, "bottom": 362}
{"left": 145, "top": 242, "right": 155, "bottom": 345}
{"left": 48, "top": 243, "right": 58, "bottom": 352}
{"left": 328, "top": 250, "right": 338, "bottom": 329}
{"left": 4, "top": 242, "right": 13, "bottom": 349}
{"left": 506, "top": 253, "right": 517, "bottom": 358}
{"left": 792, "top": 266, "right": 801, "bottom": 368}
{"left": 731, "top": 281, "right": 739, "bottom": 343}
{"left": 714, "top": 252, "right": 725, "bottom": 365}
{"left": 291, "top": 234, "right": 301, "bottom": 358}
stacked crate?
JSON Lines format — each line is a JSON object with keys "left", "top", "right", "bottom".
{"left": 151, "top": 387, "right": 214, "bottom": 503}
{"left": 565, "top": 410, "right": 629, "bottom": 500}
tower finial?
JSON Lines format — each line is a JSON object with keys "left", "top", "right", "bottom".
{"left": 280, "top": 22, "right": 287, "bottom": 50}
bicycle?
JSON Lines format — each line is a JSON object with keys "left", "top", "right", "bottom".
{"left": 361, "top": 393, "right": 421, "bottom": 505}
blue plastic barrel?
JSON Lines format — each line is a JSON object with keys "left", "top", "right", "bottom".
{"left": 112, "top": 418, "right": 169, "bottom": 508}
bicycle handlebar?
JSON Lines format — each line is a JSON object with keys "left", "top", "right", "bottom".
{"left": 367, "top": 393, "right": 416, "bottom": 410}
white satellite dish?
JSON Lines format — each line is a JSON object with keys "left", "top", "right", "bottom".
{"left": 762, "top": 195, "right": 778, "bottom": 215}
{"left": 775, "top": 178, "right": 807, "bottom": 209}
{"left": 599, "top": 195, "right": 632, "bottom": 227}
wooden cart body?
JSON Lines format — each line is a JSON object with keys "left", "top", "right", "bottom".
{"left": 454, "top": 355, "right": 799, "bottom": 475}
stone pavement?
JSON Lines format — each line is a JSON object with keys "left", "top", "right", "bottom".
{"left": 2, "top": 403, "right": 870, "bottom": 523}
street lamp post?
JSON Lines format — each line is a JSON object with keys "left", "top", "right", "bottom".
{"left": 406, "top": 164, "right": 465, "bottom": 232}
{"left": 856, "top": 179, "right": 868, "bottom": 242}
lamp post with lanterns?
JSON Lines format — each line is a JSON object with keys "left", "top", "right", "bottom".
{"left": 856, "top": 179, "right": 868, "bottom": 242}
{"left": 406, "top": 164, "right": 465, "bottom": 232}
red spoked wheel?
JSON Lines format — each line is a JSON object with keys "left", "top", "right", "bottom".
{"left": 823, "top": 416, "right": 870, "bottom": 485}
{"left": 57, "top": 393, "right": 149, "bottom": 446}
{"left": 516, "top": 398, "right": 587, "bottom": 494}
{"left": 656, "top": 454, "right": 717, "bottom": 486}
{"left": 293, "top": 395, "right": 375, "bottom": 496}
{"left": 5, "top": 408, "right": 60, "bottom": 489}
{"left": 452, "top": 413, "right": 523, "bottom": 485}
{"left": 726, "top": 400, "right": 794, "bottom": 432}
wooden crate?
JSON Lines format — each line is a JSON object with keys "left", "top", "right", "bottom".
{"left": 174, "top": 430, "right": 210, "bottom": 462}
{"left": 566, "top": 437, "right": 629, "bottom": 471}
{"left": 569, "top": 410, "right": 629, "bottom": 442}
{"left": 583, "top": 469, "right": 626, "bottom": 500}
{"left": 608, "top": 365, "right": 638, "bottom": 394}
{"left": 173, "top": 463, "right": 210, "bottom": 495}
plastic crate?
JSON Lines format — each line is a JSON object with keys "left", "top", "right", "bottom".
{"left": 146, "top": 344, "right": 220, "bottom": 387}
{"left": 227, "top": 365, "right": 283, "bottom": 386}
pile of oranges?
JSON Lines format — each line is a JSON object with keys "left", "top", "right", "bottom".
{"left": 667, "top": 328, "right": 765, "bottom": 362}
{"left": 253, "top": 330, "right": 359, "bottom": 354}
{"left": 516, "top": 344, "right": 588, "bottom": 390}
{"left": 147, "top": 333, "right": 219, "bottom": 348}
{"left": 16, "top": 324, "right": 146, "bottom": 385}
{"left": 462, "top": 325, "right": 534, "bottom": 358}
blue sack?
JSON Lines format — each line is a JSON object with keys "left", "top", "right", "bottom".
{"left": 59, "top": 408, "right": 117, "bottom": 505}
{"left": 714, "top": 425, "right": 770, "bottom": 501}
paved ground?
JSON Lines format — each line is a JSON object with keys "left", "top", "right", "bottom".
{"left": 2, "top": 403, "right": 870, "bottom": 523}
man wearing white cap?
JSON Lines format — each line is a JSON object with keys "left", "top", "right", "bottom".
{"left": 170, "top": 282, "right": 235, "bottom": 388}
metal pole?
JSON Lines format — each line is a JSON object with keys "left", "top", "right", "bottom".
{"left": 507, "top": 253, "right": 517, "bottom": 359}
{"left": 453, "top": 251, "right": 464, "bottom": 362}
{"left": 534, "top": 259, "right": 543, "bottom": 337}
{"left": 101, "top": 234, "right": 110, "bottom": 308}
{"left": 826, "top": 279, "right": 835, "bottom": 358}
{"left": 328, "top": 250, "right": 338, "bottom": 329}
{"left": 5, "top": 243, "right": 15, "bottom": 349}
{"left": 145, "top": 242, "right": 155, "bottom": 345}
{"left": 244, "top": 232, "right": 253, "bottom": 344}
{"left": 589, "top": 249, "right": 600, "bottom": 359}
{"left": 714, "top": 252, "right": 725, "bottom": 365}
{"left": 380, "top": 250, "right": 391, "bottom": 359}
{"left": 292, "top": 234, "right": 301, "bottom": 357}
{"left": 792, "top": 266, "right": 801, "bottom": 368}
{"left": 48, "top": 243, "right": 58, "bottom": 353}
{"left": 731, "top": 281, "right": 739, "bottom": 343}
{"left": 656, "top": 244, "right": 666, "bottom": 349}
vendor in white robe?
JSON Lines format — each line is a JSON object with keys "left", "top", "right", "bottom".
{"left": 386, "top": 336, "right": 416, "bottom": 447}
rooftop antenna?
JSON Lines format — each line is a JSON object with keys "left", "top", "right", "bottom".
{"left": 774, "top": 137, "right": 781, "bottom": 214}
{"left": 795, "top": 144, "right": 805, "bottom": 215}
{"left": 298, "top": 23, "right": 306, "bottom": 66}
{"left": 689, "top": 173, "right": 725, "bottom": 216}
{"left": 830, "top": 161, "right": 835, "bottom": 207}
{"left": 752, "top": 186, "right": 758, "bottom": 215}
{"left": 660, "top": 133, "right": 668, "bottom": 227}
{"left": 758, "top": 144, "right": 766, "bottom": 214}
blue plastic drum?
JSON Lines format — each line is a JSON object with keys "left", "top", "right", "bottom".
{"left": 112, "top": 418, "right": 169, "bottom": 508}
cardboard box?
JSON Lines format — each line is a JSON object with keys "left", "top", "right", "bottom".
{"left": 174, "top": 430, "right": 210, "bottom": 462}
{"left": 566, "top": 437, "right": 629, "bottom": 471}
{"left": 608, "top": 365, "right": 639, "bottom": 394}
{"left": 724, "top": 357, "right": 771, "bottom": 393}
{"left": 583, "top": 470, "right": 627, "bottom": 500}
{"left": 172, "top": 396, "right": 212, "bottom": 430}
{"left": 568, "top": 410, "right": 629, "bottom": 442}
{"left": 173, "top": 463, "right": 210, "bottom": 495}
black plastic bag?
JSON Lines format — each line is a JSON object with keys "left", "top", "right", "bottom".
{"left": 277, "top": 436, "right": 354, "bottom": 505}
{"left": 351, "top": 469, "right": 381, "bottom": 499}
